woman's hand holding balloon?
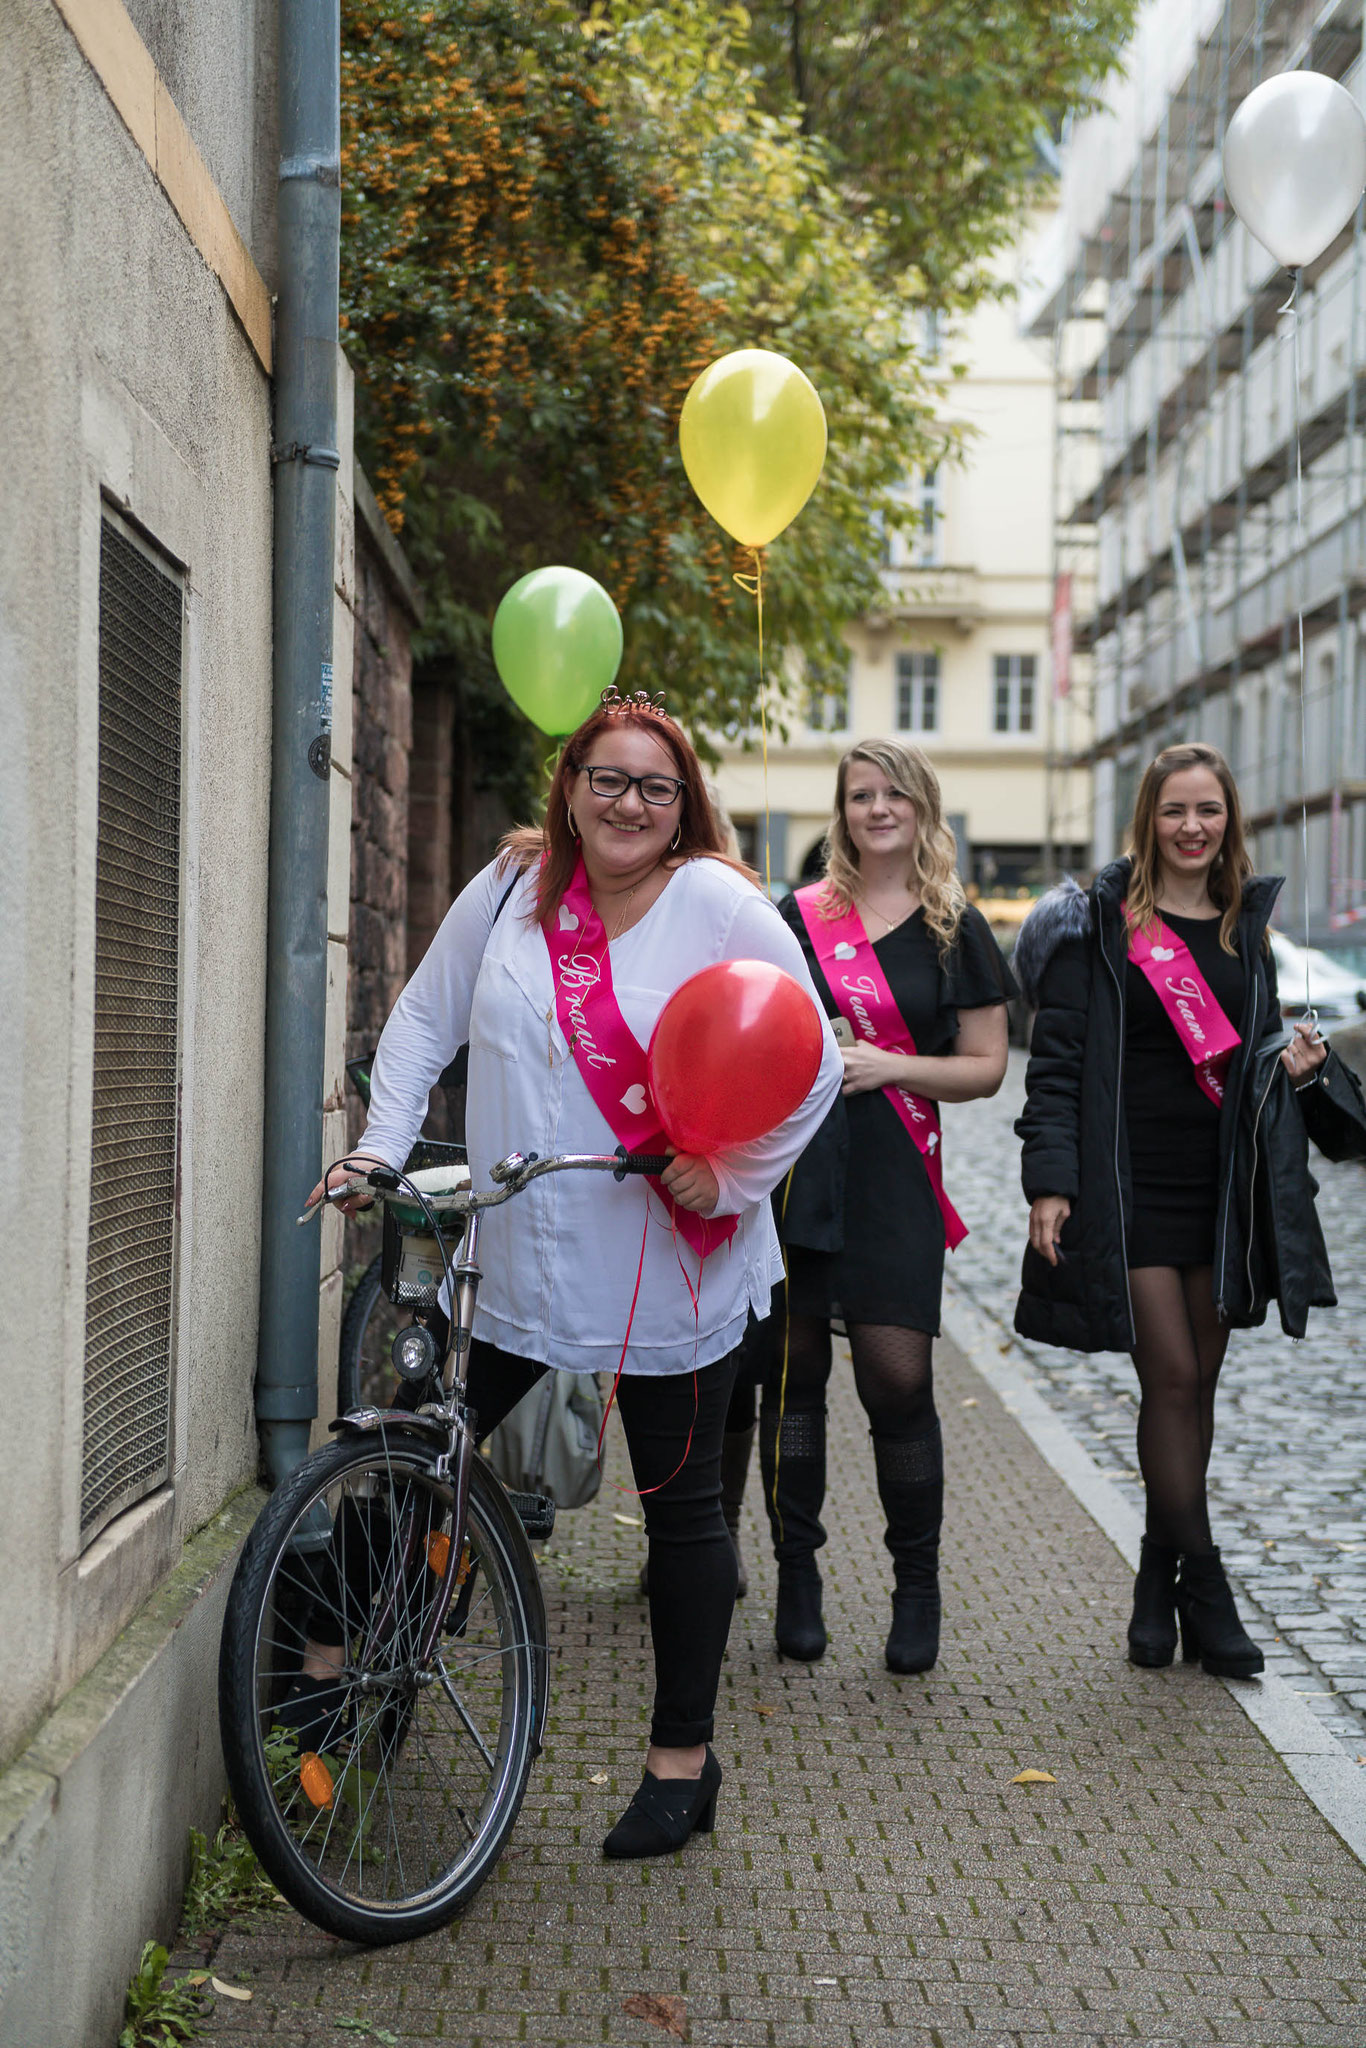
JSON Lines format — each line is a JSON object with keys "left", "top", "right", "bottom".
{"left": 660, "top": 1151, "right": 721, "bottom": 1215}
{"left": 1281, "top": 1016, "right": 1329, "bottom": 1084}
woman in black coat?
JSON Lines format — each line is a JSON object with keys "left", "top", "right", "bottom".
{"left": 1014, "top": 743, "right": 1330, "bottom": 1677}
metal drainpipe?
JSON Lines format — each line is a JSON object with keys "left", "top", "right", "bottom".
{"left": 256, "top": 0, "right": 342, "bottom": 1487}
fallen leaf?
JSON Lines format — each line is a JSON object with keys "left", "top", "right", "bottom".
{"left": 212, "top": 1977, "right": 253, "bottom": 2001}
{"left": 1355, "top": 1755, "right": 1366, "bottom": 1765}
{"left": 622, "top": 1993, "right": 687, "bottom": 2038}
{"left": 961, "top": 1397, "right": 979, "bottom": 1408}
{"left": 183, "top": 1973, "right": 210, "bottom": 1987}
{"left": 1011, "top": 1769, "right": 1056, "bottom": 1785}
{"left": 813, "top": 1976, "right": 838, "bottom": 1985}
{"left": 753, "top": 1703, "right": 776, "bottom": 1717}
{"left": 614, "top": 1513, "right": 643, "bottom": 1528}
{"left": 589, "top": 1771, "right": 611, "bottom": 1784}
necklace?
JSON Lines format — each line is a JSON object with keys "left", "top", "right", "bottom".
{"left": 856, "top": 891, "right": 914, "bottom": 936}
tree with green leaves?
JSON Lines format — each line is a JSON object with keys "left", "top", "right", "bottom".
{"left": 339, "top": 0, "right": 1133, "bottom": 825}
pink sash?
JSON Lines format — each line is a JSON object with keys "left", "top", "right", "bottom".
{"left": 543, "top": 857, "right": 737, "bottom": 1260}
{"left": 794, "top": 884, "right": 967, "bottom": 1251}
{"left": 1125, "top": 906, "right": 1242, "bottom": 1105}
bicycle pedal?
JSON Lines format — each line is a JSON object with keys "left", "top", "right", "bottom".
{"left": 507, "top": 1491, "right": 556, "bottom": 1540}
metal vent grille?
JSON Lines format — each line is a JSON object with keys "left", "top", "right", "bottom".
{"left": 81, "top": 517, "right": 183, "bottom": 1545}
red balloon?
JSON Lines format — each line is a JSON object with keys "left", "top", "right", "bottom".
{"left": 647, "top": 959, "right": 825, "bottom": 1155}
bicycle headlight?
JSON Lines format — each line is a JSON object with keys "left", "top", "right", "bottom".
{"left": 391, "top": 1322, "right": 439, "bottom": 1383}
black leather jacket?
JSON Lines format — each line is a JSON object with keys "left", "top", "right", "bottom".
{"left": 1012, "top": 857, "right": 1337, "bottom": 1351}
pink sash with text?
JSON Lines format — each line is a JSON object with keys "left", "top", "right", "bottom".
{"left": 794, "top": 884, "right": 967, "bottom": 1251}
{"left": 1125, "top": 905, "right": 1242, "bottom": 1105}
{"left": 544, "top": 858, "right": 737, "bottom": 1260}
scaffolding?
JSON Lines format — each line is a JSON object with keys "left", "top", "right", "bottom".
{"left": 1028, "top": 0, "right": 1366, "bottom": 956}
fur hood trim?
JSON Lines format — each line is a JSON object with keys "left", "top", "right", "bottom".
{"left": 1013, "top": 876, "right": 1092, "bottom": 1006}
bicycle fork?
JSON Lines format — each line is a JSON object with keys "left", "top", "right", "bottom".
{"left": 410, "top": 1213, "right": 484, "bottom": 1666}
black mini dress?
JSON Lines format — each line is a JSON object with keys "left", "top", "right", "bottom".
{"left": 777, "top": 895, "right": 1017, "bottom": 1333}
{"left": 1123, "top": 910, "right": 1247, "bottom": 1270}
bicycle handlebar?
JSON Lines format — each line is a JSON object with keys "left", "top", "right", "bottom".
{"left": 297, "top": 1145, "right": 672, "bottom": 1224}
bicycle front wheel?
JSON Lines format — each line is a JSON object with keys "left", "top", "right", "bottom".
{"left": 219, "top": 1433, "right": 546, "bottom": 1945}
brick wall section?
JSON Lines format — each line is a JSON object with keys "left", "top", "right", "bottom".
{"left": 406, "top": 677, "right": 455, "bottom": 977}
{"left": 346, "top": 469, "right": 421, "bottom": 1151}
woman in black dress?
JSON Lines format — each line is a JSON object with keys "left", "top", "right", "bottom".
{"left": 1014, "top": 743, "right": 1330, "bottom": 1675}
{"left": 759, "top": 738, "right": 1015, "bottom": 1673}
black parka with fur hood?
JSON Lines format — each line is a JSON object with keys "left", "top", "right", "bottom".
{"left": 1012, "top": 856, "right": 1336, "bottom": 1352}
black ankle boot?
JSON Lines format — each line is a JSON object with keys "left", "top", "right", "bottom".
{"left": 775, "top": 1562, "right": 827, "bottom": 1661}
{"left": 1127, "top": 1536, "right": 1179, "bottom": 1667}
{"left": 873, "top": 1426, "right": 943, "bottom": 1675}
{"left": 1176, "top": 1548, "right": 1264, "bottom": 1677}
{"left": 759, "top": 1402, "right": 828, "bottom": 1661}
{"left": 602, "top": 1746, "right": 722, "bottom": 1859}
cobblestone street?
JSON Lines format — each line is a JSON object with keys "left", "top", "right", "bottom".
{"left": 948, "top": 1049, "right": 1366, "bottom": 1758}
{"left": 184, "top": 1318, "right": 1366, "bottom": 2046}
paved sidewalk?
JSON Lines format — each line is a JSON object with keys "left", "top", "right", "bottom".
{"left": 181, "top": 1335, "right": 1366, "bottom": 2047}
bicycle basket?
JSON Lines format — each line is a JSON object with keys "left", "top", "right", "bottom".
{"left": 380, "top": 1138, "right": 469, "bottom": 1309}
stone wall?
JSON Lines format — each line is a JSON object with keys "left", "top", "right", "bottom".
{"left": 346, "top": 469, "right": 421, "bottom": 1148}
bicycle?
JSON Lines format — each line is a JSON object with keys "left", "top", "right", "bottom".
{"left": 336, "top": 1050, "right": 464, "bottom": 1414}
{"left": 218, "top": 1140, "right": 668, "bottom": 1945}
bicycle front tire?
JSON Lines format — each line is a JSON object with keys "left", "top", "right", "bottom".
{"left": 219, "top": 1432, "right": 546, "bottom": 1945}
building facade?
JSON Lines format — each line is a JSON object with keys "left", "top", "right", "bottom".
{"left": 1024, "top": 0, "right": 1366, "bottom": 962}
{"left": 0, "top": 5, "right": 357, "bottom": 2041}
{"left": 713, "top": 280, "right": 1091, "bottom": 894}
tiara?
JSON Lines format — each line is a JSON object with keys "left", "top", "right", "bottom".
{"left": 600, "top": 686, "right": 671, "bottom": 719}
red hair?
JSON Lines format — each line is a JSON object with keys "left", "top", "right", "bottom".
{"left": 498, "top": 703, "right": 755, "bottom": 923}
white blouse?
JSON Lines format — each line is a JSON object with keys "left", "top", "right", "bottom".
{"left": 361, "top": 855, "right": 844, "bottom": 1374}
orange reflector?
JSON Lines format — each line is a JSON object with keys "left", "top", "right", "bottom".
{"left": 427, "top": 1532, "right": 451, "bottom": 1577}
{"left": 299, "top": 1752, "right": 335, "bottom": 1808}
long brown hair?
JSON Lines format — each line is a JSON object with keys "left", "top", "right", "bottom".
{"left": 1126, "top": 742, "right": 1252, "bottom": 955}
{"left": 818, "top": 737, "right": 966, "bottom": 956}
{"left": 498, "top": 701, "right": 755, "bottom": 923}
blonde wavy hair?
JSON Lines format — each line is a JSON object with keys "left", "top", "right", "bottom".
{"left": 818, "top": 738, "right": 966, "bottom": 955}
{"left": 1125, "top": 742, "right": 1252, "bottom": 956}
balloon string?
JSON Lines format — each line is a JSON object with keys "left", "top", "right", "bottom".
{"left": 1285, "top": 268, "right": 1313, "bottom": 1020}
{"left": 733, "top": 547, "right": 771, "bottom": 897}
{"left": 767, "top": 1166, "right": 796, "bottom": 1543}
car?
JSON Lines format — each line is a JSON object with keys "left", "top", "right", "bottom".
{"left": 1267, "top": 929, "right": 1366, "bottom": 1026}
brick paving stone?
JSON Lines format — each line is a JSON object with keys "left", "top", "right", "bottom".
{"left": 184, "top": 1303, "right": 1366, "bottom": 2048}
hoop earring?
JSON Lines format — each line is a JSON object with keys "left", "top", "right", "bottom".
{"left": 670, "top": 822, "right": 682, "bottom": 852}
{"left": 567, "top": 807, "right": 580, "bottom": 841}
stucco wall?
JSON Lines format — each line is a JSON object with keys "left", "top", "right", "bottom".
{"left": 0, "top": 0, "right": 273, "bottom": 1761}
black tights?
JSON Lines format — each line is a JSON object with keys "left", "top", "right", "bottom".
{"left": 466, "top": 1339, "right": 740, "bottom": 1749}
{"left": 768, "top": 1308, "right": 937, "bottom": 1440}
{"left": 1128, "top": 1265, "right": 1230, "bottom": 1554}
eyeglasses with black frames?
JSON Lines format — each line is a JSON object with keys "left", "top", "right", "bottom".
{"left": 580, "top": 765, "right": 685, "bottom": 807}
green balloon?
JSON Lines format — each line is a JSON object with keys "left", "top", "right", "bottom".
{"left": 491, "top": 568, "right": 623, "bottom": 736}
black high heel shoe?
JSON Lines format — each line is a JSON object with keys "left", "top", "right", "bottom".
{"left": 602, "top": 1746, "right": 723, "bottom": 1859}
{"left": 1175, "top": 1548, "right": 1265, "bottom": 1678}
{"left": 1127, "top": 1536, "right": 1179, "bottom": 1667}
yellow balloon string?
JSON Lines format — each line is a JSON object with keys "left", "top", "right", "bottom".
{"left": 767, "top": 1166, "right": 795, "bottom": 1542}
{"left": 732, "top": 546, "right": 771, "bottom": 896}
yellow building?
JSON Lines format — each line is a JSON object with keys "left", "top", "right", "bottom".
{"left": 714, "top": 280, "right": 1091, "bottom": 897}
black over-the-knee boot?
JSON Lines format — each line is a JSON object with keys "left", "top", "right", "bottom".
{"left": 759, "top": 1401, "right": 828, "bottom": 1662}
{"left": 873, "top": 1424, "right": 943, "bottom": 1674}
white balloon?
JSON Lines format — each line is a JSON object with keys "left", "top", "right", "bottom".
{"left": 1223, "top": 72, "right": 1366, "bottom": 269}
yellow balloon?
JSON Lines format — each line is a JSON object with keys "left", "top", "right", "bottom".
{"left": 679, "top": 349, "right": 827, "bottom": 548}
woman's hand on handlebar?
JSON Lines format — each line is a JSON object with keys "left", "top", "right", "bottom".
{"left": 660, "top": 1151, "right": 720, "bottom": 1215}
{"left": 306, "top": 1153, "right": 390, "bottom": 1219}
{"left": 1028, "top": 1194, "right": 1071, "bottom": 1267}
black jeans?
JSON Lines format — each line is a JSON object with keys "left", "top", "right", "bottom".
{"left": 465, "top": 1338, "right": 742, "bottom": 1749}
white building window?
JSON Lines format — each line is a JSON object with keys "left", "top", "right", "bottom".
{"left": 895, "top": 652, "right": 939, "bottom": 732}
{"left": 913, "top": 469, "right": 943, "bottom": 567}
{"left": 993, "top": 653, "right": 1036, "bottom": 734}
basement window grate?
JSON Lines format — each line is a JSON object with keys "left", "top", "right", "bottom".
{"left": 81, "top": 515, "right": 184, "bottom": 1546}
